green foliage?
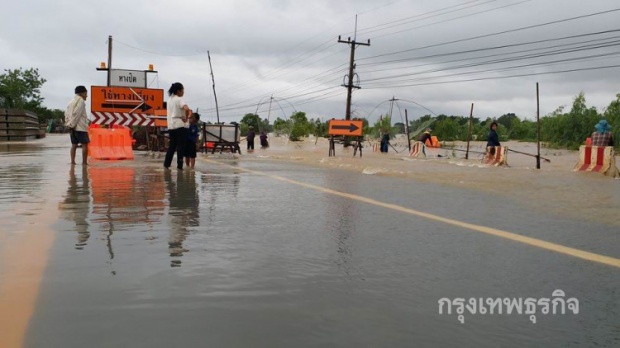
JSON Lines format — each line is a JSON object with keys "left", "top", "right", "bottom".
{"left": 289, "top": 111, "right": 309, "bottom": 141}
{"left": 0, "top": 68, "right": 46, "bottom": 110}
{"left": 370, "top": 115, "right": 396, "bottom": 138}
{"left": 540, "top": 92, "right": 602, "bottom": 150}
{"left": 273, "top": 117, "right": 289, "bottom": 135}
{"left": 239, "top": 113, "right": 270, "bottom": 135}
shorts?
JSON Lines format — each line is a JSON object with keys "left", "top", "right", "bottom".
{"left": 70, "top": 130, "right": 90, "bottom": 145}
{"left": 184, "top": 140, "right": 197, "bottom": 158}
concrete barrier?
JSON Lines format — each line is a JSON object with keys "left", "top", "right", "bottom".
{"left": 573, "top": 145, "right": 619, "bottom": 178}
{"left": 409, "top": 141, "right": 427, "bottom": 158}
{"left": 483, "top": 146, "right": 508, "bottom": 166}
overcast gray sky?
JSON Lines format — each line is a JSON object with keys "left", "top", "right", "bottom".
{"left": 2, "top": 0, "right": 619, "bottom": 124}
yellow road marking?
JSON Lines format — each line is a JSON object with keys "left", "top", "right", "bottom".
{"left": 207, "top": 159, "right": 620, "bottom": 268}
{"left": 0, "top": 209, "right": 57, "bottom": 348}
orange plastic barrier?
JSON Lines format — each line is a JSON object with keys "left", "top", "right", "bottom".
{"left": 88, "top": 126, "right": 134, "bottom": 160}
{"left": 483, "top": 146, "right": 508, "bottom": 166}
{"left": 409, "top": 141, "right": 427, "bottom": 158}
{"left": 425, "top": 136, "right": 441, "bottom": 148}
{"left": 573, "top": 145, "right": 619, "bottom": 177}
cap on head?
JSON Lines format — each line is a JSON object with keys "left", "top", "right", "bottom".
{"left": 74, "top": 85, "right": 87, "bottom": 94}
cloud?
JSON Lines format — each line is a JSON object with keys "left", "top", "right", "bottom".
{"left": 2, "top": 0, "right": 619, "bottom": 124}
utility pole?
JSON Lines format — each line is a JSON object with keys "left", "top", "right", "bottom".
{"left": 107, "top": 35, "right": 113, "bottom": 86}
{"left": 207, "top": 51, "right": 220, "bottom": 123}
{"left": 338, "top": 16, "right": 370, "bottom": 121}
{"left": 536, "top": 82, "right": 541, "bottom": 169}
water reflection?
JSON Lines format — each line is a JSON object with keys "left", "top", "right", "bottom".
{"left": 58, "top": 166, "right": 91, "bottom": 250}
{"left": 199, "top": 171, "right": 241, "bottom": 223}
{"left": 89, "top": 167, "right": 166, "bottom": 232}
{"left": 165, "top": 171, "right": 200, "bottom": 267}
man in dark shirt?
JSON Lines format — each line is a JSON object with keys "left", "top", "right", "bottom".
{"left": 418, "top": 128, "right": 432, "bottom": 146}
{"left": 247, "top": 126, "right": 256, "bottom": 151}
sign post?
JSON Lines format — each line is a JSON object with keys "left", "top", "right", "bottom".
{"left": 328, "top": 119, "right": 364, "bottom": 157}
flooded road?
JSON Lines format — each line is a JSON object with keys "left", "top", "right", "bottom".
{"left": 1, "top": 135, "right": 619, "bottom": 347}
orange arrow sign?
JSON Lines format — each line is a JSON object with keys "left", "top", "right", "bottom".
{"left": 328, "top": 120, "right": 363, "bottom": 136}
{"left": 91, "top": 86, "right": 164, "bottom": 114}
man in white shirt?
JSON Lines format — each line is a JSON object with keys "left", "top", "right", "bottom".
{"left": 65, "top": 86, "right": 90, "bottom": 165}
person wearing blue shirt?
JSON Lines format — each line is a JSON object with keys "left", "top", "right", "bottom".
{"left": 184, "top": 113, "right": 200, "bottom": 169}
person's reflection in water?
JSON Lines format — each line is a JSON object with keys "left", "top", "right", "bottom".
{"left": 165, "top": 170, "right": 199, "bottom": 267}
{"left": 60, "top": 166, "right": 91, "bottom": 250}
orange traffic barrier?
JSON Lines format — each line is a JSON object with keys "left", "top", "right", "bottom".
{"left": 88, "top": 126, "right": 134, "bottom": 160}
{"left": 409, "top": 141, "right": 427, "bottom": 158}
{"left": 425, "top": 136, "right": 441, "bottom": 148}
{"left": 484, "top": 146, "right": 508, "bottom": 166}
{"left": 573, "top": 145, "right": 619, "bottom": 177}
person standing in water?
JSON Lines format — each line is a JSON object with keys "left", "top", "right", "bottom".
{"left": 164, "top": 82, "right": 192, "bottom": 170}
{"left": 65, "top": 85, "right": 90, "bottom": 165}
{"left": 184, "top": 113, "right": 200, "bottom": 169}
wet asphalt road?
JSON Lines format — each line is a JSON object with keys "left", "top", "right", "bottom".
{"left": 0, "top": 136, "right": 619, "bottom": 348}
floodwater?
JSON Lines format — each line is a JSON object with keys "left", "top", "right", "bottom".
{"left": 0, "top": 135, "right": 618, "bottom": 348}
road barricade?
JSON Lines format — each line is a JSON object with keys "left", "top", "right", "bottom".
{"left": 409, "top": 141, "right": 427, "bottom": 158}
{"left": 88, "top": 126, "right": 134, "bottom": 160}
{"left": 483, "top": 146, "right": 508, "bottom": 166}
{"left": 573, "top": 145, "right": 619, "bottom": 177}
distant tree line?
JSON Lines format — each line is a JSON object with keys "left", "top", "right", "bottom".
{"left": 2, "top": 67, "right": 618, "bottom": 149}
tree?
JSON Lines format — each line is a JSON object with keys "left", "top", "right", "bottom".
{"left": 0, "top": 68, "right": 46, "bottom": 110}
{"left": 273, "top": 117, "right": 290, "bottom": 136}
{"left": 289, "top": 111, "right": 309, "bottom": 141}
{"left": 240, "top": 113, "right": 260, "bottom": 134}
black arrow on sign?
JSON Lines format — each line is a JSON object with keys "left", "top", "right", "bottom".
{"left": 102, "top": 103, "right": 153, "bottom": 112}
{"left": 332, "top": 123, "right": 360, "bottom": 133}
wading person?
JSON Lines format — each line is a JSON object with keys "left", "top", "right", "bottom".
{"left": 184, "top": 113, "right": 200, "bottom": 169}
{"left": 486, "top": 122, "right": 500, "bottom": 155}
{"left": 591, "top": 120, "right": 615, "bottom": 147}
{"left": 259, "top": 131, "right": 269, "bottom": 148}
{"left": 65, "top": 85, "right": 90, "bottom": 165}
{"left": 247, "top": 126, "right": 256, "bottom": 151}
{"left": 417, "top": 128, "right": 432, "bottom": 146}
{"left": 164, "top": 82, "right": 192, "bottom": 170}
{"left": 380, "top": 131, "right": 390, "bottom": 153}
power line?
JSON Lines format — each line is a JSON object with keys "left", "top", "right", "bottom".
{"left": 366, "top": 0, "right": 531, "bottom": 40}
{"left": 357, "top": 29, "right": 620, "bottom": 68}
{"left": 361, "top": 40, "right": 620, "bottom": 83}
{"left": 358, "top": 7, "right": 620, "bottom": 61}
{"left": 363, "top": 64, "right": 620, "bottom": 89}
